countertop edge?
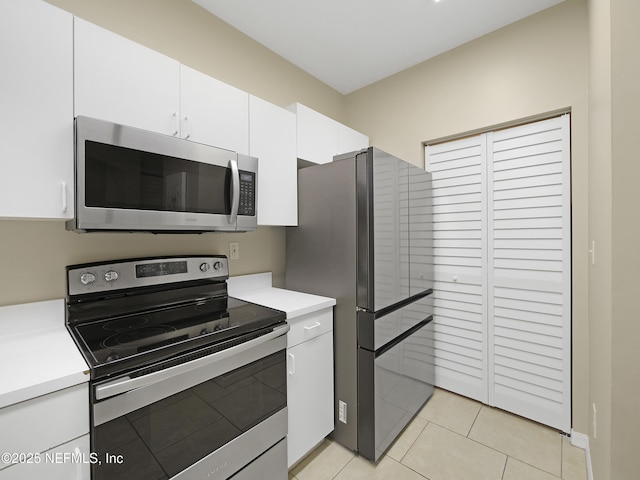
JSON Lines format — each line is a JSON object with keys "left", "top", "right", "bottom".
{"left": 231, "top": 287, "right": 336, "bottom": 319}
{"left": 0, "top": 372, "right": 89, "bottom": 410}
{"left": 0, "top": 299, "right": 89, "bottom": 410}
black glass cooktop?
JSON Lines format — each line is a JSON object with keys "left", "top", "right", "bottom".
{"left": 69, "top": 296, "right": 285, "bottom": 379}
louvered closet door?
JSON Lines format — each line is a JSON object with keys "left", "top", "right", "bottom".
{"left": 424, "top": 135, "right": 488, "bottom": 403}
{"left": 487, "top": 115, "right": 571, "bottom": 432}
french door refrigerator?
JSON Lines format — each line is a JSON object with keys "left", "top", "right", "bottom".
{"left": 286, "top": 147, "right": 434, "bottom": 462}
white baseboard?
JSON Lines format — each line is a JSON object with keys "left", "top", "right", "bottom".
{"left": 571, "top": 430, "right": 593, "bottom": 480}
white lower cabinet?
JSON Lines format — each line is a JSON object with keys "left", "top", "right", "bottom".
{"left": 287, "top": 309, "right": 334, "bottom": 468}
{"left": 0, "top": 435, "right": 90, "bottom": 480}
{"left": 0, "top": 383, "right": 89, "bottom": 479}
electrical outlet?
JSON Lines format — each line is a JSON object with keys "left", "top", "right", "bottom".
{"left": 593, "top": 403, "right": 597, "bottom": 439}
{"left": 230, "top": 242, "right": 240, "bottom": 260}
{"left": 338, "top": 400, "right": 347, "bottom": 424}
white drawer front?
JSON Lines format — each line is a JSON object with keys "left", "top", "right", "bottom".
{"left": 287, "top": 309, "right": 333, "bottom": 348}
{"left": 0, "top": 383, "right": 88, "bottom": 466}
{"left": 0, "top": 434, "right": 89, "bottom": 480}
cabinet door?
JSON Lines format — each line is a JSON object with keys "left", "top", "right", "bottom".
{"left": 287, "top": 332, "right": 334, "bottom": 467}
{"left": 0, "top": 0, "right": 73, "bottom": 219}
{"left": 74, "top": 18, "right": 180, "bottom": 136}
{"left": 0, "top": 384, "right": 89, "bottom": 479}
{"left": 0, "top": 384, "right": 89, "bottom": 457}
{"left": 0, "top": 435, "right": 90, "bottom": 480}
{"left": 249, "top": 96, "right": 297, "bottom": 226}
{"left": 338, "top": 124, "right": 368, "bottom": 155}
{"left": 289, "top": 103, "right": 339, "bottom": 164}
{"left": 180, "top": 65, "right": 249, "bottom": 154}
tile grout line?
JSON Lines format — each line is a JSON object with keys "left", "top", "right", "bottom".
{"left": 450, "top": 407, "right": 563, "bottom": 480}
{"left": 464, "top": 405, "right": 564, "bottom": 478}
{"left": 399, "top": 419, "right": 432, "bottom": 480}
{"left": 330, "top": 454, "right": 354, "bottom": 480}
{"left": 467, "top": 404, "right": 483, "bottom": 438}
{"left": 397, "top": 418, "right": 430, "bottom": 464}
{"left": 500, "top": 455, "right": 508, "bottom": 480}
{"left": 560, "top": 432, "right": 565, "bottom": 479}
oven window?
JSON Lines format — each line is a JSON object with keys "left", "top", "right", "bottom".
{"left": 85, "top": 141, "right": 231, "bottom": 215}
{"left": 92, "top": 350, "right": 286, "bottom": 479}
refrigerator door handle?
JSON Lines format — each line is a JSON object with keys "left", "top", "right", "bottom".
{"left": 375, "top": 316, "right": 433, "bottom": 357}
{"left": 373, "top": 289, "right": 433, "bottom": 319}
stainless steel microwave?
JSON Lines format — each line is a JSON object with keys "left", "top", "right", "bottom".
{"left": 67, "top": 116, "right": 257, "bottom": 233}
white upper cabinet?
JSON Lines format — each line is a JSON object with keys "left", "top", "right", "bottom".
{"left": 180, "top": 65, "right": 249, "bottom": 154}
{"left": 288, "top": 103, "right": 368, "bottom": 164}
{"left": 249, "top": 96, "right": 297, "bottom": 226}
{"left": 0, "top": 0, "right": 73, "bottom": 220}
{"left": 338, "top": 123, "right": 369, "bottom": 156}
{"left": 74, "top": 19, "right": 250, "bottom": 154}
{"left": 74, "top": 18, "right": 181, "bottom": 136}
{"left": 289, "top": 103, "right": 339, "bottom": 164}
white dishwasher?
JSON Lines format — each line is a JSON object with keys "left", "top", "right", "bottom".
{"left": 228, "top": 273, "right": 336, "bottom": 468}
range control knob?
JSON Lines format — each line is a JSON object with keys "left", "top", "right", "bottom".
{"left": 80, "top": 272, "right": 96, "bottom": 285}
{"left": 199, "top": 262, "right": 210, "bottom": 272}
{"left": 213, "top": 261, "right": 224, "bottom": 271}
{"left": 104, "top": 270, "right": 119, "bottom": 282}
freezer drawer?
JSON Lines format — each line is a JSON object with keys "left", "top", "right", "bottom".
{"left": 357, "top": 318, "right": 434, "bottom": 462}
{"left": 357, "top": 290, "right": 432, "bottom": 352}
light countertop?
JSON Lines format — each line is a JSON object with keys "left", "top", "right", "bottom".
{"left": 0, "top": 274, "right": 334, "bottom": 409}
{"left": 227, "top": 273, "right": 335, "bottom": 319}
{"left": 0, "top": 299, "right": 89, "bottom": 409}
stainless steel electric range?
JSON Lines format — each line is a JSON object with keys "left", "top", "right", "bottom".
{"left": 65, "top": 255, "right": 288, "bottom": 480}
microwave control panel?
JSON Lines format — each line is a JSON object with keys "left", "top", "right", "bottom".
{"left": 238, "top": 170, "right": 256, "bottom": 216}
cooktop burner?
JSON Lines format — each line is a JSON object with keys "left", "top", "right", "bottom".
{"left": 102, "top": 317, "right": 149, "bottom": 331}
{"left": 103, "top": 325, "right": 178, "bottom": 348}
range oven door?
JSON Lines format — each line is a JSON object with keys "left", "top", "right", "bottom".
{"left": 91, "top": 324, "right": 288, "bottom": 480}
{"left": 69, "top": 116, "right": 257, "bottom": 233}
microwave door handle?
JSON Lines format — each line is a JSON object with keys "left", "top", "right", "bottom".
{"left": 228, "top": 159, "right": 240, "bottom": 224}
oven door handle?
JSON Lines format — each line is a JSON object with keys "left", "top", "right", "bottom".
{"left": 95, "top": 324, "right": 289, "bottom": 401}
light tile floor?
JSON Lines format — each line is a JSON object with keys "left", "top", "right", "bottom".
{"left": 289, "top": 388, "right": 588, "bottom": 480}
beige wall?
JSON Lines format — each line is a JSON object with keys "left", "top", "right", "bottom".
{"left": 609, "top": 0, "right": 640, "bottom": 478}
{"left": 345, "top": 0, "right": 590, "bottom": 435}
{"left": 0, "top": 222, "right": 286, "bottom": 306}
{"left": 586, "top": 0, "right": 640, "bottom": 477}
{"left": 587, "top": 0, "right": 612, "bottom": 477}
{"left": 0, "top": 0, "right": 345, "bottom": 307}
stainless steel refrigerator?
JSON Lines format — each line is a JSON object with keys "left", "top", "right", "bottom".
{"left": 286, "top": 147, "right": 434, "bottom": 462}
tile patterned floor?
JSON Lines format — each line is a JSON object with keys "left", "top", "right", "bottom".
{"left": 289, "top": 388, "right": 588, "bottom": 480}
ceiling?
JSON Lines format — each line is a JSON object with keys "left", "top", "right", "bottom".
{"left": 192, "top": 0, "right": 565, "bottom": 94}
